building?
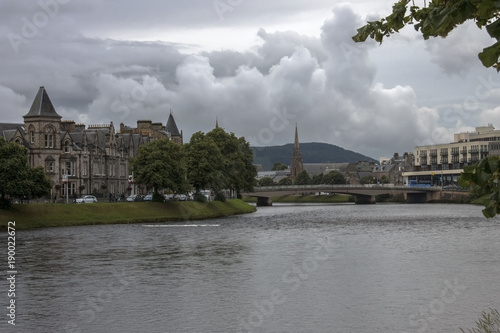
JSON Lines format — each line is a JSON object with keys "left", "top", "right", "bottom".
{"left": 290, "top": 124, "right": 303, "bottom": 180}
{"left": 402, "top": 124, "right": 500, "bottom": 185}
{"left": 0, "top": 86, "right": 182, "bottom": 200}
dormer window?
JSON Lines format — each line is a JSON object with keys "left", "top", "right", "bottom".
{"left": 64, "top": 141, "right": 71, "bottom": 153}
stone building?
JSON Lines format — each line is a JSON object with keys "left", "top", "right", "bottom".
{"left": 0, "top": 86, "right": 182, "bottom": 200}
{"left": 290, "top": 124, "right": 303, "bottom": 180}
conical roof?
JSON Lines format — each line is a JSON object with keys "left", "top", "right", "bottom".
{"left": 166, "top": 111, "right": 180, "bottom": 136}
{"left": 23, "top": 86, "right": 61, "bottom": 119}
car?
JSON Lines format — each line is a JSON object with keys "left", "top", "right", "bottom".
{"left": 164, "top": 194, "right": 174, "bottom": 201}
{"left": 174, "top": 194, "right": 187, "bottom": 201}
{"left": 74, "top": 195, "right": 97, "bottom": 203}
{"left": 126, "top": 194, "right": 143, "bottom": 202}
{"left": 143, "top": 194, "right": 153, "bottom": 201}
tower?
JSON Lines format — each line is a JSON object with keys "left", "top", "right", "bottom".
{"left": 290, "top": 124, "right": 303, "bottom": 180}
{"left": 166, "top": 110, "right": 183, "bottom": 144}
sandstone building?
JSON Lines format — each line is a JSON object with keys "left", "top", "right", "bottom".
{"left": 0, "top": 86, "right": 182, "bottom": 199}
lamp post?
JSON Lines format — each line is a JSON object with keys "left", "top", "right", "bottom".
{"left": 62, "top": 174, "right": 68, "bottom": 204}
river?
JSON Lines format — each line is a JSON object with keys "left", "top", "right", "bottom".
{"left": 2, "top": 203, "right": 500, "bottom": 333}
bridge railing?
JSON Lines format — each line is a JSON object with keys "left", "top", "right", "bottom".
{"left": 250, "top": 184, "right": 442, "bottom": 192}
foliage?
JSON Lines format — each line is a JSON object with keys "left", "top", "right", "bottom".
{"left": 193, "top": 192, "right": 208, "bottom": 203}
{"left": 152, "top": 192, "right": 165, "bottom": 203}
{"left": 360, "top": 175, "right": 375, "bottom": 185}
{"left": 460, "top": 308, "right": 500, "bottom": 333}
{"left": 206, "top": 127, "right": 257, "bottom": 195}
{"left": 294, "top": 170, "right": 312, "bottom": 185}
{"left": 214, "top": 192, "right": 227, "bottom": 202}
{"left": 312, "top": 173, "right": 324, "bottom": 185}
{"left": 352, "top": 0, "right": 500, "bottom": 70}
{"left": 459, "top": 156, "right": 500, "bottom": 218}
{"left": 278, "top": 177, "right": 293, "bottom": 185}
{"left": 271, "top": 162, "right": 288, "bottom": 171}
{"left": 0, "top": 138, "right": 52, "bottom": 209}
{"left": 130, "top": 139, "right": 188, "bottom": 197}
{"left": 323, "top": 170, "right": 347, "bottom": 184}
{"left": 184, "top": 131, "right": 226, "bottom": 193}
{"left": 379, "top": 175, "right": 391, "bottom": 184}
{"left": 258, "top": 177, "right": 275, "bottom": 187}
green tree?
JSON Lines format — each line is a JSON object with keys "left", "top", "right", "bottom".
{"left": 130, "top": 139, "right": 187, "bottom": 201}
{"left": 379, "top": 175, "right": 391, "bottom": 184}
{"left": 271, "top": 162, "right": 288, "bottom": 171}
{"left": 353, "top": 0, "right": 500, "bottom": 70}
{"left": 0, "top": 138, "right": 52, "bottom": 209}
{"left": 312, "top": 173, "right": 324, "bottom": 185}
{"left": 323, "top": 170, "right": 347, "bottom": 184}
{"left": 359, "top": 176, "right": 375, "bottom": 185}
{"left": 459, "top": 156, "right": 500, "bottom": 218}
{"left": 258, "top": 177, "right": 275, "bottom": 187}
{"left": 294, "top": 170, "right": 312, "bottom": 185}
{"left": 184, "top": 131, "right": 226, "bottom": 194}
{"left": 278, "top": 177, "right": 293, "bottom": 185}
{"left": 206, "top": 127, "right": 257, "bottom": 196}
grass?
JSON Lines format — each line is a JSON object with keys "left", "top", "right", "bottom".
{"left": 0, "top": 199, "right": 256, "bottom": 230}
{"left": 243, "top": 194, "right": 353, "bottom": 203}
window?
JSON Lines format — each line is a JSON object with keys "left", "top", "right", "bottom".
{"left": 44, "top": 134, "right": 54, "bottom": 148}
{"left": 64, "top": 141, "right": 71, "bottom": 153}
{"left": 46, "top": 161, "right": 54, "bottom": 173}
{"left": 30, "top": 131, "right": 35, "bottom": 144}
{"left": 63, "top": 161, "right": 75, "bottom": 176}
{"left": 83, "top": 161, "right": 88, "bottom": 176}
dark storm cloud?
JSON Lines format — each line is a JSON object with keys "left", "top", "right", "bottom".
{"left": 0, "top": 1, "right": 496, "bottom": 158}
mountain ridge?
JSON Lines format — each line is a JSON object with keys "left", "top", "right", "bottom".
{"left": 252, "top": 142, "right": 378, "bottom": 171}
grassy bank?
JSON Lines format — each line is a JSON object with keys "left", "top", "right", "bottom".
{"left": 0, "top": 199, "right": 256, "bottom": 230}
{"left": 244, "top": 194, "right": 353, "bottom": 203}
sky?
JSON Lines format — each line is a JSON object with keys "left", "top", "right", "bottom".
{"left": 1, "top": 0, "right": 500, "bottom": 160}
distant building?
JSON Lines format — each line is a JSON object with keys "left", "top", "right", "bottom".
{"left": 0, "top": 86, "right": 183, "bottom": 200}
{"left": 403, "top": 124, "right": 500, "bottom": 185}
{"left": 290, "top": 124, "right": 303, "bottom": 180}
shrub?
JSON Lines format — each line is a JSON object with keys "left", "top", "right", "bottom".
{"left": 193, "top": 192, "right": 208, "bottom": 203}
{"left": 214, "top": 192, "right": 226, "bottom": 202}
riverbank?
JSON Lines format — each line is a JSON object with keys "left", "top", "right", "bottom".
{"left": 0, "top": 199, "right": 256, "bottom": 230}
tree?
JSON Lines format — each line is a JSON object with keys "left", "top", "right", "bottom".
{"left": 278, "top": 177, "right": 293, "bottom": 185}
{"left": 184, "top": 131, "right": 226, "bottom": 194}
{"left": 323, "top": 170, "right": 347, "bottom": 184}
{"left": 271, "top": 162, "right": 288, "bottom": 171}
{"left": 294, "top": 170, "right": 312, "bottom": 185}
{"left": 0, "top": 138, "right": 52, "bottom": 209}
{"left": 379, "top": 175, "right": 391, "bottom": 184}
{"left": 352, "top": 0, "right": 500, "bottom": 70}
{"left": 312, "top": 173, "right": 324, "bottom": 185}
{"left": 258, "top": 177, "right": 275, "bottom": 187}
{"left": 130, "top": 138, "right": 187, "bottom": 201}
{"left": 459, "top": 156, "right": 500, "bottom": 218}
{"left": 360, "top": 176, "right": 375, "bottom": 185}
{"left": 206, "top": 127, "right": 257, "bottom": 196}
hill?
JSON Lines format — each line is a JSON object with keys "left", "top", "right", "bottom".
{"left": 252, "top": 142, "right": 377, "bottom": 171}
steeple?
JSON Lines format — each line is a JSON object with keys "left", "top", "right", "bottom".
{"left": 165, "top": 109, "right": 183, "bottom": 144}
{"left": 23, "top": 86, "right": 62, "bottom": 119}
{"left": 290, "top": 123, "right": 303, "bottom": 180}
{"left": 215, "top": 116, "right": 219, "bottom": 129}
{"left": 166, "top": 110, "right": 180, "bottom": 136}
{"left": 293, "top": 123, "right": 300, "bottom": 157}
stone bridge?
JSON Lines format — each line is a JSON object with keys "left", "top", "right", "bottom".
{"left": 242, "top": 184, "right": 443, "bottom": 206}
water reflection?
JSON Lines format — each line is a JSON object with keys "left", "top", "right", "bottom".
{"left": 7, "top": 204, "right": 500, "bottom": 332}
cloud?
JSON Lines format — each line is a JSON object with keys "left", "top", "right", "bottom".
{"left": 1, "top": 1, "right": 495, "bottom": 160}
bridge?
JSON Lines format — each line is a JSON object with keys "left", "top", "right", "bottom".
{"left": 242, "top": 184, "right": 444, "bottom": 206}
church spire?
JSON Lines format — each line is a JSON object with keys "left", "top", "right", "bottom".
{"left": 290, "top": 123, "right": 303, "bottom": 180}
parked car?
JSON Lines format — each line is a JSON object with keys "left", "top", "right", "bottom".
{"left": 164, "top": 194, "right": 174, "bottom": 201}
{"left": 143, "top": 194, "right": 153, "bottom": 201}
{"left": 74, "top": 195, "right": 97, "bottom": 203}
{"left": 174, "top": 194, "right": 187, "bottom": 201}
{"left": 126, "top": 194, "right": 143, "bottom": 202}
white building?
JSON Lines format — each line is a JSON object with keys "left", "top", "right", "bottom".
{"left": 402, "top": 124, "right": 500, "bottom": 186}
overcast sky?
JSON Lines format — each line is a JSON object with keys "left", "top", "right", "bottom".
{"left": 2, "top": 0, "right": 500, "bottom": 159}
